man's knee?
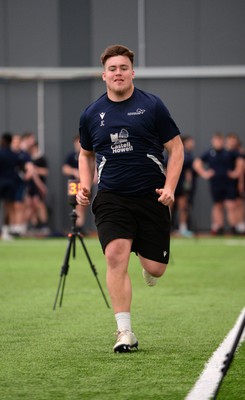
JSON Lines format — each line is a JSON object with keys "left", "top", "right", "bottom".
{"left": 105, "top": 239, "right": 132, "bottom": 268}
{"left": 139, "top": 254, "right": 167, "bottom": 277}
{"left": 151, "top": 263, "right": 167, "bottom": 277}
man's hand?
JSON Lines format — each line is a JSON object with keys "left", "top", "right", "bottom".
{"left": 202, "top": 169, "right": 215, "bottom": 180}
{"left": 76, "top": 187, "right": 91, "bottom": 206}
{"left": 156, "top": 188, "right": 175, "bottom": 207}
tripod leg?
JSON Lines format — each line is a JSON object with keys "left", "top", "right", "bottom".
{"left": 53, "top": 235, "right": 75, "bottom": 310}
{"left": 77, "top": 234, "right": 110, "bottom": 308}
{"left": 72, "top": 233, "right": 76, "bottom": 258}
{"left": 59, "top": 274, "right": 67, "bottom": 308}
{"left": 53, "top": 275, "right": 63, "bottom": 310}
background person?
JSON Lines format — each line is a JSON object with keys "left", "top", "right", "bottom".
{"left": 9, "top": 133, "right": 46, "bottom": 237}
{"left": 0, "top": 132, "right": 16, "bottom": 240}
{"left": 62, "top": 135, "right": 88, "bottom": 234}
{"left": 0, "top": 132, "right": 40, "bottom": 239}
{"left": 76, "top": 44, "right": 184, "bottom": 353}
{"left": 193, "top": 132, "right": 244, "bottom": 235}
{"left": 225, "top": 132, "right": 245, "bottom": 234}
{"left": 25, "top": 142, "right": 50, "bottom": 235}
{"left": 172, "top": 135, "right": 196, "bottom": 237}
{"left": 62, "top": 135, "right": 97, "bottom": 235}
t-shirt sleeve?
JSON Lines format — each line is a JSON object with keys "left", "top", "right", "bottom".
{"left": 63, "top": 153, "right": 73, "bottom": 166}
{"left": 19, "top": 151, "right": 31, "bottom": 168}
{"left": 79, "top": 112, "right": 94, "bottom": 151}
{"left": 155, "top": 97, "right": 181, "bottom": 143}
{"left": 201, "top": 150, "right": 210, "bottom": 162}
{"left": 36, "top": 156, "right": 48, "bottom": 168}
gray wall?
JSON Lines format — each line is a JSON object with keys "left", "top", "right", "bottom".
{"left": 1, "top": 0, "right": 245, "bottom": 231}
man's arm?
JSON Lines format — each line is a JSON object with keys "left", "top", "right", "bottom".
{"left": 62, "top": 164, "right": 79, "bottom": 179}
{"left": 76, "top": 148, "right": 95, "bottom": 206}
{"left": 156, "top": 135, "right": 184, "bottom": 206}
{"left": 193, "top": 158, "right": 215, "bottom": 179}
{"left": 25, "top": 161, "right": 47, "bottom": 196}
{"left": 227, "top": 156, "right": 244, "bottom": 179}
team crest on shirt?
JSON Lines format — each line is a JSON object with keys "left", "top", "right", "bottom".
{"left": 110, "top": 129, "right": 133, "bottom": 154}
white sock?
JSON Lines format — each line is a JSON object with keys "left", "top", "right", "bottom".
{"left": 115, "top": 312, "right": 132, "bottom": 332}
{"left": 236, "top": 222, "right": 245, "bottom": 233}
{"left": 1, "top": 225, "right": 13, "bottom": 240}
{"left": 179, "top": 223, "right": 187, "bottom": 231}
{"left": 11, "top": 224, "right": 27, "bottom": 234}
{"left": 2, "top": 225, "right": 10, "bottom": 234}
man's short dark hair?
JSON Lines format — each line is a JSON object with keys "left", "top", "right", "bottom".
{"left": 0, "top": 132, "right": 12, "bottom": 147}
{"left": 100, "top": 45, "right": 134, "bottom": 67}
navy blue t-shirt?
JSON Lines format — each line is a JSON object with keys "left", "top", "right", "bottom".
{"left": 63, "top": 151, "right": 79, "bottom": 179}
{"left": 175, "top": 149, "right": 194, "bottom": 193}
{"left": 0, "top": 148, "right": 27, "bottom": 180}
{"left": 79, "top": 87, "right": 180, "bottom": 195}
{"left": 15, "top": 150, "right": 32, "bottom": 183}
{"left": 201, "top": 148, "right": 241, "bottom": 185}
{"left": 0, "top": 147, "right": 28, "bottom": 199}
{"left": 64, "top": 151, "right": 79, "bottom": 169}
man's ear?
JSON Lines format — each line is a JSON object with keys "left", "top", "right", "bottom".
{"left": 102, "top": 72, "right": 106, "bottom": 81}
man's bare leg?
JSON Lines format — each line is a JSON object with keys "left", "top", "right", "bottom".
{"left": 105, "top": 238, "right": 138, "bottom": 352}
{"left": 139, "top": 254, "right": 167, "bottom": 286}
{"left": 105, "top": 238, "right": 132, "bottom": 313}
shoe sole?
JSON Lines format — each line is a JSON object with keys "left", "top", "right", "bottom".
{"left": 114, "top": 341, "right": 138, "bottom": 353}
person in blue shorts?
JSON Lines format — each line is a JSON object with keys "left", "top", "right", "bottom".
{"left": 26, "top": 142, "right": 49, "bottom": 234}
{"left": 62, "top": 135, "right": 87, "bottom": 232}
{"left": 225, "top": 133, "right": 245, "bottom": 234}
{"left": 193, "top": 132, "right": 244, "bottom": 235}
{"left": 76, "top": 45, "right": 184, "bottom": 352}
{"left": 9, "top": 133, "right": 47, "bottom": 237}
{"left": 173, "top": 135, "right": 196, "bottom": 237}
{"left": 0, "top": 133, "right": 31, "bottom": 239}
{"left": 0, "top": 133, "right": 16, "bottom": 239}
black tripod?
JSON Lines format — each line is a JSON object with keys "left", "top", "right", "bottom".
{"left": 53, "top": 206, "right": 110, "bottom": 310}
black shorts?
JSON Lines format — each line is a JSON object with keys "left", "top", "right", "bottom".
{"left": 0, "top": 180, "right": 15, "bottom": 201}
{"left": 210, "top": 181, "right": 239, "bottom": 203}
{"left": 92, "top": 190, "right": 171, "bottom": 264}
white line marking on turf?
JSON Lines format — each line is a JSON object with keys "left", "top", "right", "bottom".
{"left": 185, "top": 307, "right": 245, "bottom": 400}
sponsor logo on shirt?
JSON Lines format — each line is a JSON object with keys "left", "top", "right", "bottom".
{"left": 127, "top": 108, "right": 145, "bottom": 116}
{"left": 110, "top": 129, "right": 134, "bottom": 154}
{"left": 99, "top": 112, "right": 106, "bottom": 126}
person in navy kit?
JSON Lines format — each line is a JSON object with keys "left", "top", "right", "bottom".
{"left": 0, "top": 132, "right": 36, "bottom": 239}
{"left": 62, "top": 135, "right": 88, "bottom": 233}
{"left": 76, "top": 45, "right": 184, "bottom": 352}
{"left": 225, "top": 133, "right": 245, "bottom": 234}
{"left": 193, "top": 132, "right": 244, "bottom": 235}
{"left": 173, "top": 135, "right": 196, "bottom": 237}
{"left": 62, "top": 135, "right": 98, "bottom": 234}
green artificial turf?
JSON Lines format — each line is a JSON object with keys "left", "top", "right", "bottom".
{"left": 0, "top": 237, "right": 244, "bottom": 399}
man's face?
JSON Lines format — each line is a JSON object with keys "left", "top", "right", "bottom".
{"left": 211, "top": 136, "right": 224, "bottom": 150}
{"left": 225, "top": 136, "right": 238, "bottom": 151}
{"left": 74, "top": 139, "right": 81, "bottom": 153}
{"left": 11, "top": 135, "right": 21, "bottom": 152}
{"left": 102, "top": 55, "right": 135, "bottom": 100}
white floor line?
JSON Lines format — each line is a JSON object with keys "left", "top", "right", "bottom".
{"left": 185, "top": 308, "right": 245, "bottom": 400}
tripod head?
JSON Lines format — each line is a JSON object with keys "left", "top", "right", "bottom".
{"left": 69, "top": 207, "right": 78, "bottom": 234}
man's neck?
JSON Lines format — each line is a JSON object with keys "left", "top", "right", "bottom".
{"left": 107, "top": 86, "right": 134, "bottom": 102}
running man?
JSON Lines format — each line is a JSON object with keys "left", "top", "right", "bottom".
{"left": 76, "top": 45, "right": 184, "bottom": 352}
